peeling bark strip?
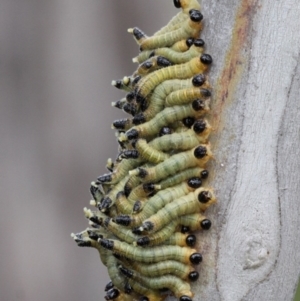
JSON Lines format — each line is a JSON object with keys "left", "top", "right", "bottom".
{"left": 71, "top": 0, "right": 219, "bottom": 300}
{"left": 214, "top": 0, "right": 258, "bottom": 130}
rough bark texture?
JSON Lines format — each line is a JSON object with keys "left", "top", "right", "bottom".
{"left": 188, "top": 0, "right": 300, "bottom": 300}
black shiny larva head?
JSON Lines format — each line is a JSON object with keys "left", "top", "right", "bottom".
{"left": 157, "top": 56, "right": 172, "bottom": 67}
{"left": 124, "top": 185, "right": 131, "bottom": 197}
{"left": 133, "top": 113, "right": 146, "bottom": 125}
{"left": 186, "top": 37, "right": 195, "bottom": 47}
{"left": 189, "top": 9, "right": 203, "bottom": 22}
{"left": 180, "top": 295, "right": 193, "bottom": 301}
{"left": 198, "top": 190, "right": 211, "bottom": 203}
{"left": 131, "top": 139, "right": 137, "bottom": 149}
{"left": 132, "top": 227, "right": 143, "bottom": 235}
{"left": 188, "top": 271, "right": 199, "bottom": 282}
{"left": 187, "top": 177, "right": 202, "bottom": 188}
{"left": 142, "top": 61, "right": 153, "bottom": 69}
{"left": 99, "top": 239, "right": 114, "bottom": 250}
{"left": 201, "top": 169, "right": 209, "bottom": 179}
{"left": 137, "top": 236, "right": 150, "bottom": 246}
{"left": 192, "top": 99, "right": 205, "bottom": 111}
{"left": 133, "top": 201, "right": 142, "bottom": 213}
{"left": 113, "top": 100, "right": 124, "bottom": 109}
{"left": 76, "top": 240, "right": 92, "bottom": 247}
{"left": 98, "top": 197, "right": 112, "bottom": 211}
{"left": 113, "top": 80, "right": 122, "bottom": 89}
{"left": 113, "top": 118, "right": 128, "bottom": 130}
{"left": 126, "top": 91, "right": 135, "bottom": 102}
{"left": 126, "top": 129, "right": 139, "bottom": 140}
{"left": 143, "top": 183, "right": 155, "bottom": 193}
{"left": 159, "top": 126, "right": 172, "bottom": 136}
{"left": 193, "top": 119, "right": 207, "bottom": 134}
{"left": 135, "top": 92, "right": 146, "bottom": 104}
{"left": 192, "top": 74, "right": 206, "bottom": 87}
{"left": 182, "top": 116, "right": 195, "bottom": 128}
{"left": 137, "top": 167, "right": 148, "bottom": 178}
{"left": 173, "top": 0, "right": 181, "bottom": 8}
{"left": 200, "top": 53, "right": 213, "bottom": 65}
{"left": 149, "top": 51, "right": 155, "bottom": 58}
{"left": 132, "top": 75, "right": 141, "bottom": 86}
{"left": 186, "top": 234, "right": 197, "bottom": 247}
{"left": 181, "top": 226, "right": 190, "bottom": 233}
{"left": 105, "top": 281, "right": 114, "bottom": 292}
{"left": 142, "top": 221, "right": 154, "bottom": 231}
{"left": 114, "top": 215, "right": 131, "bottom": 226}
{"left": 194, "top": 38, "right": 205, "bottom": 47}
{"left": 133, "top": 27, "right": 146, "bottom": 40}
{"left": 87, "top": 230, "right": 102, "bottom": 241}
{"left": 97, "top": 173, "right": 112, "bottom": 183}
{"left": 121, "top": 150, "right": 139, "bottom": 159}
{"left": 123, "top": 103, "right": 137, "bottom": 116}
{"left": 119, "top": 266, "right": 134, "bottom": 278}
{"left": 103, "top": 217, "right": 111, "bottom": 228}
{"left": 194, "top": 145, "right": 207, "bottom": 159}
{"left": 190, "top": 252, "right": 203, "bottom": 264}
{"left": 90, "top": 184, "right": 98, "bottom": 200}
{"left": 113, "top": 253, "right": 121, "bottom": 260}
{"left": 201, "top": 219, "right": 212, "bottom": 230}
{"left": 89, "top": 215, "right": 101, "bottom": 226}
{"left": 105, "top": 288, "right": 120, "bottom": 300}
{"left": 124, "top": 282, "right": 133, "bottom": 294}
{"left": 139, "top": 297, "right": 149, "bottom": 301}
{"left": 201, "top": 88, "right": 212, "bottom": 98}
{"left": 116, "top": 191, "right": 125, "bottom": 200}
{"left": 140, "top": 98, "right": 148, "bottom": 112}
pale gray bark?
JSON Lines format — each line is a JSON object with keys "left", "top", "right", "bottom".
{"left": 190, "top": 0, "right": 300, "bottom": 300}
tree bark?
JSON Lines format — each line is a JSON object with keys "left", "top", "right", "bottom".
{"left": 190, "top": 0, "right": 300, "bottom": 300}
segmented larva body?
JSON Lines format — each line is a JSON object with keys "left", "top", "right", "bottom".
{"left": 72, "top": 1, "right": 216, "bottom": 301}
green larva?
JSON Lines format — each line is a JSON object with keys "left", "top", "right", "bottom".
{"left": 114, "top": 182, "right": 195, "bottom": 227}
{"left": 129, "top": 145, "right": 212, "bottom": 183}
{"left": 99, "top": 238, "right": 201, "bottom": 265}
{"left": 121, "top": 102, "right": 210, "bottom": 142}
{"left": 179, "top": 213, "right": 212, "bottom": 231}
{"left": 119, "top": 266, "right": 193, "bottom": 298}
{"left": 126, "top": 278, "right": 161, "bottom": 301}
{"left": 135, "top": 122, "right": 212, "bottom": 163}
{"left": 139, "top": 188, "right": 216, "bottom": 233}
{"left": 99, "top": 175, "right": 130, "bottom": 211}
{"left": 135, "top": 56, "right": 172, "bottom": 76}
{"left": 135, "top": 55, "right": 212, "bottom": 102}
{"left": 130, "top": 259, "right": 196, "bottom": 280}
{"left": 106, "top": 253, "right": 128, "bottom": 293}
{"left": 135, "top": 139, "right": 170, "bottom": 164}
{"left": 159, "top": 41, "right": 204, "bottom": 64}
{"left": 165, "top": 87, "right": 211, "bottom": 107}
{"left": 132, "top": 78, "right": 193, "bottom": 124}
{"left": 170, "top": 38, "right": 194, "bottom": 52}
{"left": 97, "top": 158, "right": 142, "bottom": 185}
{"left": 104, "top": 218, "right": 138, "bottom": 244}
{"left": 127, "top": 182, "right": 161, "bottom": 203}
{"left": 158, "top": 167, "right": 208, "bottom": 190}
{"left": 139, "top": 10, "right": 203, "bottom": 50}
{"left": 135, "top": 220, "right": 179, "bottom": 246}
{"left": 115, "top": 192, "right": 136, "bottom": 215}
{"left": 153, "top": 0, "right": 201, "bottom": 36}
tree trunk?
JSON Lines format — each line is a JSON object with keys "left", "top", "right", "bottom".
{"left": 192, "top": 0, "right": 300, "bottom": 300}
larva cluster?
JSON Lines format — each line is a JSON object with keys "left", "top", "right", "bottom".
{"left": 72, "top": 1, "right": 215, "bottom": 300}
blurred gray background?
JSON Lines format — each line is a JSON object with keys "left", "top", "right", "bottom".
{"left": 0, "top": 1, "right": 176, "bottom": 301}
